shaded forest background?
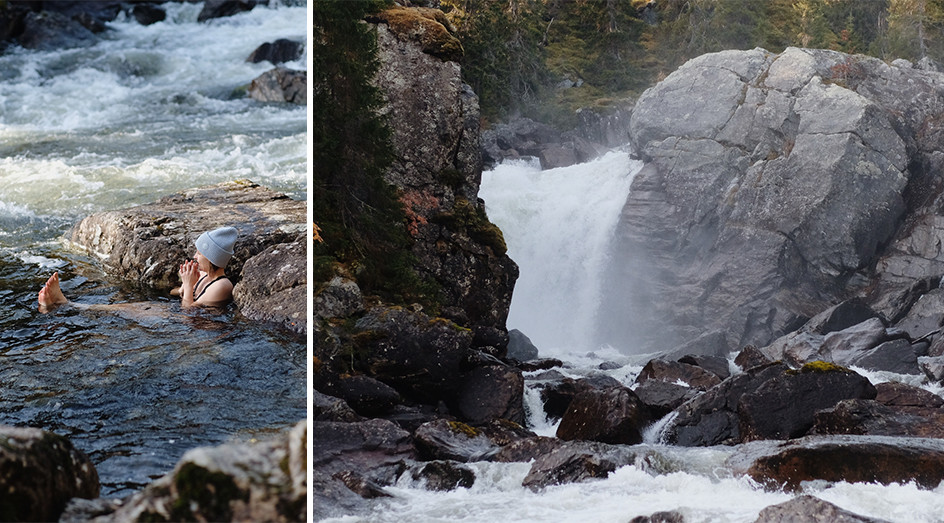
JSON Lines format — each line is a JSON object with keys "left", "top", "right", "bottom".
{"left": 447, "top": 0, "right": 944, "bottom": 126}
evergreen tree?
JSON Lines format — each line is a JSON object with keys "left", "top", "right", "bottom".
{"left": 311, "top": 0, "right": 434, "bottom": 305}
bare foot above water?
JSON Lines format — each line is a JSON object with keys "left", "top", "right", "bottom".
{"left": 38, "top": 272, "right": 69, "bottom": 312}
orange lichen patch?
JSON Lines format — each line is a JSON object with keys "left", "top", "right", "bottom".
{"left": 372, "top": 6, "right": 463, "bottom": 62}
{"left": 400, "top": 190, "right": 440, "bottom": 238}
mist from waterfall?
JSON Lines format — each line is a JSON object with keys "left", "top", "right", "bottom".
{"left": 479, "top": 151, "right": 643, "bottom": 356}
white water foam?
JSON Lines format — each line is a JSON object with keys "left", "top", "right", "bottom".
{"left": 479, "top": 151, "right": 642, "bottom": 355}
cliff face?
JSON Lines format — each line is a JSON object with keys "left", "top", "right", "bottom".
{"left": 602, "top": 47, "right": 944, "bottom": 354}
{"left": 368, "top": 6, "right": 518, "bottom": 334}
{"left": 312, "top": 7, "right": 519, "bottom": 420}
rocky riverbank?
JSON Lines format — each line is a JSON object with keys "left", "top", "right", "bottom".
{"left": 314, "top": 15, "right": 944, "bottom": 519}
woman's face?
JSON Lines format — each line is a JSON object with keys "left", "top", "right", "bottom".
{"left": 194, "top": 251, "right": 212, "bottom": 272}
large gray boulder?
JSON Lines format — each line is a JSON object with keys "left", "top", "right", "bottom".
{"left": 66, "top": 180, "right": 306, "bottom": 333}
{"left": 603, "top": 47, "right": 944, "bottom": 354}
{"left": 248, "top": 67, "right": 306, "bottom": 105}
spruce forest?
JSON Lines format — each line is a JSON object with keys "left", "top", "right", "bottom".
{"left": 446, "top": 0, "right": 944, "bottom": 126}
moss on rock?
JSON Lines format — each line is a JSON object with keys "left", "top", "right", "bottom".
{"left": 373, "top": 6, "right": 463, "bottom": 62}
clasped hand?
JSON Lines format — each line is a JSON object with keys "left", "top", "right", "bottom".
{"left": 178, "top": 260, "right": 200, "bottom": 290}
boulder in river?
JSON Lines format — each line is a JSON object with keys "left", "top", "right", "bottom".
{"left": 754, "top": 495, "right": 890, "bottom": 523}
{"left": 732, "top": 435, "right": 944, "bottom": 491}
{"left": 198, "top": 0, "right": 258, "bottom": 23}
{"left": 737, "top": 361, "right": 877, "bottom": 441}
{"left": 247, "top": 38, "right": 304, "bottom": 64}
{"left": 0, "top": 425, "right": 99, "bottom": 522}
{"left": 248, "top": 66, "right": 306, "bottom": 105}
{"left": 556, "top": 385, "right": 649, "bottom": 445}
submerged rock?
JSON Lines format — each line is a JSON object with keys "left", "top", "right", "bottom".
{"left": 521, "top": 440, "right": 639, "bottom": 490}
{"left": 0, "top": 425, "right": 99, "bottom": 522}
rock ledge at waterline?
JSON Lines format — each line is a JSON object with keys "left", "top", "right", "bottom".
{"left": 65, "top": 179, "right": 306, "bottom": 335}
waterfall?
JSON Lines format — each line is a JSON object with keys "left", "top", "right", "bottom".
{"left": 479, "top": 151, "right": 642, "bottom": 355}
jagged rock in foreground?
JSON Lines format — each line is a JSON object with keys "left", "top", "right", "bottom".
{"left": 66, "top": 179, "right": 306, "bottom": 334}
{"left": 64, "top": 421, "right": 307, "bottom": 522}
{"left": 0, "top": 425, "right": 99, "bottom": 522}
{"left": 604, "top": 46, "right": 944, "bottom": 354}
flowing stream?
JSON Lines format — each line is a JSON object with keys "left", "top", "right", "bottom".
{"left": 323, "top": 152, "right": 944, "bottom": 522}
{"left": 0, "top": 2, "right": 306, "bottom": 497}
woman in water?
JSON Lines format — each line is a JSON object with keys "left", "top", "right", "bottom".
{"left": 38, "top": 226, "right": 238, "bottom": 311}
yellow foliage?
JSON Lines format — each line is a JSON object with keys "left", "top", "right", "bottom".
{"left": 314, "top": 222, "right": 323, "bottom": 243}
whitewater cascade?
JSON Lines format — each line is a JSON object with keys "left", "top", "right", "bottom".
{"left": 479, "top": 150, "right": 642, "bottom": 354}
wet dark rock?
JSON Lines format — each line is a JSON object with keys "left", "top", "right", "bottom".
{"left": 247, "top": 38, "right": 304, "bottom": 64}
{"left": 332, "top": 471, "right": 392, "bottom": 499}
{"left": 471, "top": 325, "right": 509, "bottom": 355}
{"left": 312, "top": 419, "right": 412, "bottom": 512}
{"left": 521, "top": 440, "right": 639, "bottom": 490}
{"left": 630, "top": 511, "right": 686, "bottom": 523}
{"left": 803, "top": 299, "right": 881, "bottom": 335}
{"left": 248, "top": 66, "right": 306, "bottom": 105}
{"left": 738, "top": 362, "right": 876, "bottom": 441}
{"left": 556, "top": 385, "right": 649, "bottom": 445}
{"left": 847, "top": 338, "right": 921, "bottom": 375}
{"left": 893, "top": 287, "right": 944, "bottom": 339}
{"left": 929, "top": 335, "right": 944, "bottom": 357}
{"left": 734, "top": 345, "right": 772, "bottom": 371}
{"left": 411, "top": 460, "right": 475, "bottom": 491}
{"left": 93, "top": 421, "right": 306, "bottom": 522}
{"left": 328, "top": 375, "right": 402, "bottom": 417}
{"left": 457, "top": 364, "right": 525, "bottom": 424}
{"left": 0, "top": 425, "right": 99, "bottom": 522}
{"left": 736, "top": 435, "right": 944, "bottom": 491}
{"left": 381, "top": 404, "right": 442, "bottom": 433}
{"left": 490, "top": 436, "right": 566, "bottom": 463}
{"left": 131, "top": 3, "right": 165, "bottom": 26}
{"left": 636, "top": 358, "right": 722, "bottom": 390}
{"left": 518, "top": 358, "right": 563, "bottom": 372}
{"left": 874, "top": 381, "right": 944, "bottom": 408}
{"left": 413, "top": 419, "right": 499, "bottom": 462}
{"left": 599, "top": 360, "right": 623, "bottom": 370}
{"left": 353, "top": 307, "right": 472, "bottom": 401}
{"left": 633, "top": 380, "right": 699, "bottom": 418}
{"left": 507, "top": 328, "right": 539, "bottom": 361}
{"left": 198, "top": 0, "right": 258, "bottom": 23}
{"left": 664, "top": 362, "right": 789, "bottom": 446}
{"left": 312, "top": 389, "right": 363, "bottom": 423}
{"left": 233, "top": 235, "right": 305, "bottom": 334}
{"left": 754, "top": 495, "right": 890, "bottom": 523}
{"left": 539, "top": 375, "right": 624, "bottom": 420}
{"left": 17, "top": 10, "right": 96, "bottom": 50}
{"left": 810, "top": 399, "right": 944, "bottom": 438}
{"left": 918, "top": 355, "right": 944, "bottom": 382}
{"left": 677, "top": 354, "right": 730, "bottom": 380}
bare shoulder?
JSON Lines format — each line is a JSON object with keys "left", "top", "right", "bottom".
{"left": 194, "top": 277, "right": 234, "bottom": 307}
